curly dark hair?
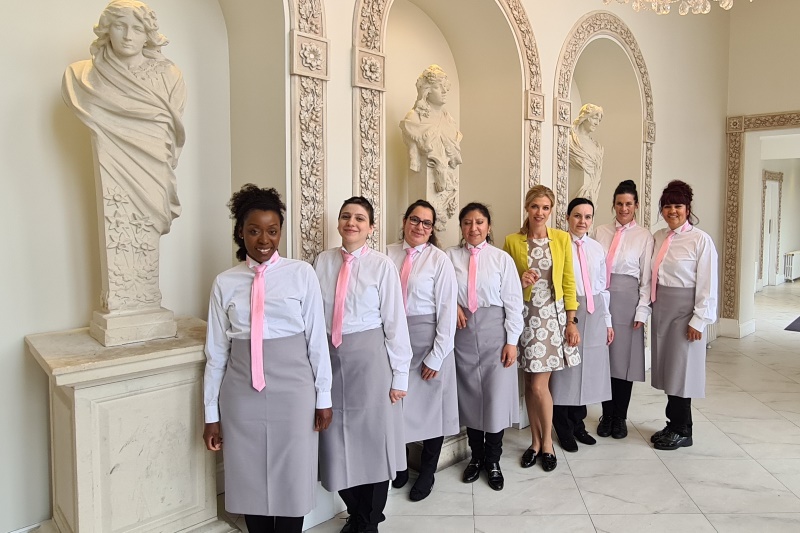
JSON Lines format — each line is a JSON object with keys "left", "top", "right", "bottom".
{"left": 659, "top": 179, "right": 699, "bottom": 225}
{"left": 400, "top": 199, "right": 439, "bottom": 248}
{"left": 227, "top": 184, "right": 286, "bottom": 261}
{"left": 458, "top": 202, "right": 493, "bottom": 244}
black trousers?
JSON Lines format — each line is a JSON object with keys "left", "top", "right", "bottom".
{"left": 601, "top": 377, "right": 634, "bottom": 419}
{"left": 666, "top": 395, "right": 693, "bottom": 437}
{"left": 466, "top": 427, "right": 504, "bottom": 463}
{"left": 243, "top": 515, "right": 303, "bottom": 533}
{"left": 418, "top": 436, "right": 444, "bottom": 478}
{"left": 552, "top": 404, "right": 587, "bottom": 442}
{"left": 338, "top": 481, "right": 389, "bottom": 527}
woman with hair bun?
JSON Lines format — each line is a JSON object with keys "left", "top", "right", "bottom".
{"left": 387, "top": 200, "right": 459, "bottom": 502}
{"left": 594, "top": 180, "right": 654, "bottom": 440}
{"left": 650, "top": 180, "right": 718, "bottom": 450}
{"left": 203, "top": 184, "right": 332, "bottom": 533}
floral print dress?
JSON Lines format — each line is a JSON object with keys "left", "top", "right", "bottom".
{"left": 519, "top": 238, "right": 580, "bottom": 373}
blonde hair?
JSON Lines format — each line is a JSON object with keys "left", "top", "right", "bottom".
{"left": 519, "top": 185, "right": 555, "bottom": 234}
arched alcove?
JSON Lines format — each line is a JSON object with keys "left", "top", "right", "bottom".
{"left": 554, "top": 11, "right": 655, "bottom": 230}
{"left": 570, "top": 37, "right": 643, "bottom": 229}
{"left": 352, "top": 0, "right": 543, "bottom": 248}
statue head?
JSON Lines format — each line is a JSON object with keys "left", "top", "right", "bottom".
{"left": 413, "top": 65, "right": 451, "bottom": 118}
{"left": 90, "top": 0, "right": 169, "bottom": 60}
{"left": 572, "top": 103, "right": 604, "bottom": 134}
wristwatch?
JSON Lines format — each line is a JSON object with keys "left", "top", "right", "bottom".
{"left": 570, "top": 316, "right": 578, "bottom": 325}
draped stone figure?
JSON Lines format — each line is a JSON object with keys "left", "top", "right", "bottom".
{"left": 569, "top": 104, "right": 604, "bottom": 203}
{"left": 400, "top": 65, "right": 462, "bottom": 236}
{"left": 63, "top": 0, "right": 186, "bottom": 346}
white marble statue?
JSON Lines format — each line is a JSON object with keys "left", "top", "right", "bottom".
{"left": 569, "top": 103, "right": 604, "bottom": 203}
{"left": 62, "top": 0, "right": 186, "bottom": 344}
{"left": 400, "top": 65, "right": 462, "bottom": 232}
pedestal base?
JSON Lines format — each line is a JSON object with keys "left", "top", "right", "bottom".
{"left": 32, "top": 517, "right": 237, "bottom": 533}
{"left": 26, "top": 317, "right": 233, "bottom": 533}
{"left": 407, "top": 431, "right": 469, "bottom": 472}
{"left": 90, "top": 307, "right": 177, "bottom": 347}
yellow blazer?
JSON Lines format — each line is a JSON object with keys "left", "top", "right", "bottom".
{"left": 502, "top": 228, "right": 578, "bottom": 311}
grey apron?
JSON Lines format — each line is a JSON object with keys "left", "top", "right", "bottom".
{"left": 220, "top": 335, "right": 317, "bottom": 517}
{"left": 550, "top": 295, "right": 612, "bottom": 405}
{"left": 652, "top": 285, "right": 706, "bottom": 398}
{"left": 608, "top": 274, "right": 646, "bottom": 381}
{"left": 319, "top": 327, "right": 406, "bottom": 492}
{"left": 454, "top": 305, "right": 520, "bottom": 434}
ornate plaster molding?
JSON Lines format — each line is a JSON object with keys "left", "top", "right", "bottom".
{"left": 352, "top": 0, "right": 543, "bottom": 247}
{"left": 722, "top": 111, "right": 800, "bottom": 320}
{"left": 759, "top": 170, "right": 783, "bottom": 282}
{"left": 554, "top": 11, "right": 654, "bottom": 230}
{"left": 290, "top": 0, "right": 327, "bottom": 262}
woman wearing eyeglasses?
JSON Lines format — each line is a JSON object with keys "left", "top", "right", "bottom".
{"left": 387, "top": 200, "right": 459, "bottom": 501}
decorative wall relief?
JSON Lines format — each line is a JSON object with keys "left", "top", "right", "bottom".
{"left": 352, "top": 0, "right": 543, "bottom": 248}
{"left": 759, "top": 170, "right": 783, "bottom": 281}
{"left": 289, "top": 0, "right": 328, "bottom": 263}
{"left": 722, "top": 111, "right": 800, "bottom": 320}
{"left": 63, "top": 0, "right": 186, "bottom": 345}
{"left": 554, "top": 11, "right": 654, "bottom": 230}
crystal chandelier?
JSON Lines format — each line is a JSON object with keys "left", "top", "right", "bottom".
{"left": 602, "top": 0, "right": 752, "bottom": 15}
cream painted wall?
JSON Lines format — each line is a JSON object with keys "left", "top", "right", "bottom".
{"left": 728, "top": 0, "right": 800, "bottom": 116}
{"left": 762, "top": 158, "right": 800, "bottom": 269}
{"left": 0, "top": 1, "right": 231, "bottom": 530}
{"left": 385, "top": 0, "right": 460, "bottom": 247}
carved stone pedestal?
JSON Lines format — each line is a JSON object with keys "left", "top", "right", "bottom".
{"left": 407, "top": 431, "right": 469, "bottom": 473}
{"left": 89, "top": 307, "right": 178, "bottom": 347}
{"left": 26, "top": 317, "right": 236, "bottom": 533}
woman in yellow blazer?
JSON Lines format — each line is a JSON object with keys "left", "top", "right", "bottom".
{"left": 503, "top": 185, "right": 580, "bottom": 472}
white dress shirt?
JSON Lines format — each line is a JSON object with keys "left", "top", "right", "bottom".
{"left": 314, "top": 246, "right": 413, "bottom": 391}
{"left": 570, "top": 233, "right": 613, "bottom": 328}
{"left": 595, "top": 221, "right": 655, "bottom": 323}
{"left": 204, "top": 256, "right": 333, "bottom": 423}
{"left": 445, "top": 242, "right": 524, "bottom": 345}
{"left": 387, "top": 241, "right": 458, "bottom": 371}
{"left": 652, "top": 225, "right": 719, "bottom": 332}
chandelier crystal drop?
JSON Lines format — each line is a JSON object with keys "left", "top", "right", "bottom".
{"left": 602, "top": 0, "right": 751, "bottom": 15}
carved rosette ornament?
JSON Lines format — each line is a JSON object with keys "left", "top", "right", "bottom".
{"left": 290, "top": 0, "right": 328, "bottom": 263}
{"left": 353, "top": 0, "right": 543, "bottom": 247}
{"left": 722, "top": 111, "right": 800, "bottom": 320}
{"left": 555, "top": 11, "right": 654, "bottom": 231}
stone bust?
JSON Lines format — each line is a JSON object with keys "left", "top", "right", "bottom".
{"left": 569, "top": 103, "right": 604, "bottom": 203}
{"left": 399, "top": 65, "right": 462, "bottom": 231}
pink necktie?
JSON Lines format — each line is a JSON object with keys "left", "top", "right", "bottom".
{"left": 468, "top": 246, "right": 481, "bottom": 313}
{"left": 651, "top": 222, "right": 690, "bottom": 302}
{"left": 605, "top": 224, "right": 627, "bottom": 287}
{"left": 331, "top": 250, "right": 356, "bottom": 348}
{"left": 249, "top": 255, "right": 277, "bottom": 392}
{"left": 576, "top": 239, "right": 595, "bottom": 314}
{"left": 400, "top": 247, "right": 417, "bottom": 310}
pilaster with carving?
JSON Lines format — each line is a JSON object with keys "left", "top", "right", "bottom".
{"left": 555, "top": 11, "right": 654, "bottom": 230}
{"left": 759, "top": 170, "right": 784, "bottom": 281}
{"left": 290, "top": 0, "right": 327, "bottom": 262}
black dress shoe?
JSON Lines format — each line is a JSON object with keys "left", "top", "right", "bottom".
{"left": 574, "top": 430, "right": 596, "bottom": 445}
{"left": 650, "top": 425, "right": 670, "bottom": 443}
{"left": 485, "top": 461, "right": 504, "bottom": 491}
{"left": 462, "top": 458, "right": 483, "bottom": 483}
{"left": 340, "top": 516, "right": 361, "bottom": 533}
{"left": 521, "top": 447, "right": 537, "bottom": 468}
{"left": 409, "top": 475, "right": 435, "bottom": 501}
{"left": 392, "top": 469, "right": 409, "bottom": 489}
{"left": 558, "top": 434, "right": 578, "bottom": 453}
{"left": 611, "top": 417, "right": 628, "bottom": 439}
{"left": 654, "top": 430, "right": 693, "bottom": 450}
{"left": 540, "top": 452, "right": 557, "bottom": 472}
{"left": 597, "top": 416, "right": 613, "bottom": 437}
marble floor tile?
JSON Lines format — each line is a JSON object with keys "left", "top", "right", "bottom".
{"left": 474, "top": 514, "right": 595, "bottom": 532}
{"left": 705, "top": 369, "right": 744, "bottom": 393}
{"left": 641, "top": 421, "right": 749, "bottom": 460}
{"left": 384, "top": 463, "right": 474, "bottom": 516}
{"left": 712, "top": 418, "right": 800, "bottom": 458}
{"left": 758, "top": 458, "right": 800, "bottom": 499}
{"left": 663, "top": 458, "right": 800, "bottom": 513}
{"left": 693, "top": 391, "right": 784, "bottom": 422}
{"left": 708, "top": 360, "right": 800, "bottom": 393}
{"left": 591, "top": 514, "right": 716, "bottom": 533}
{"left": 569, "top": 459, "right": 699, "bottom": 514}
{"left": 704, "top": 513, "right": 800, "bottom": 532}
{"left": 750, "top": 392, "right": 800, "bottom": 426}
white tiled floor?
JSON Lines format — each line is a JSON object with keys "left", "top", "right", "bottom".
{"left": 221, "top": 282, "right": 800, "bottom": 532}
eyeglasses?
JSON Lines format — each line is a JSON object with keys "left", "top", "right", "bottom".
{"left": 408, "top": 215, "right": 434, "bottom": 230}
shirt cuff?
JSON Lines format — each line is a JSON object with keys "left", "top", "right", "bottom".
{"left": 205, "top": 405, "right": 220, "bottom": 424}
{"left": 634, "top": 308, "right": 651, "bottom": 324}
{"left": 391, "top": 373, "right": 409, "bottom": 391}
{"left": 605, "top": 317, "right": 613, "bottom": 328}
{"left": 315, "top": 391, "right": 332, "bottom": 409}
{"left": 506, "top": 333, "right": 521, "bottom": 345}
{"left": 688, "top": 316, "right": 708, "bottom": 333}
{"left": 422, "top": 352, "right": 444, "bottom": 371}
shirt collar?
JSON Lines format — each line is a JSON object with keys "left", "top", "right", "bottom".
{"left": 341, "top": 244, "right": 369, "bottom": 258}
{"left": 246, "top": 252, "right": 281, "bottom": 269}
{"left": 614, "top": 219, "right": 637, "bottom": 230}
{"left": 403, "top": 241, "right": 429, "bottom": 253}
{"left": 465, "top": 240, "right": 487, "bottom": 250}
{"left": 570, "top": 232, "right": 587, "bottom": 244}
